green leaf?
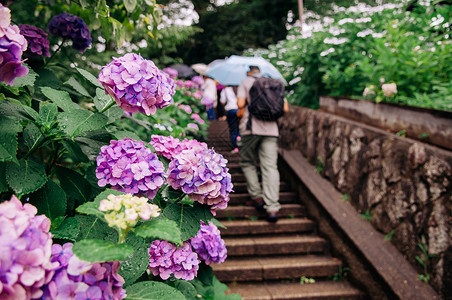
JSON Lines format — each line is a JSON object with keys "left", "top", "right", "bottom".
{"left": 72, "top": 239, "right": 133, "bottom": 262}
{"left": 35, "top": 68, "right": 62, "bottom": 89}
{"left": 174, "top": 280, "right": 197, "bottom": 300}
{"left": 64, "top": 76, "right": 91, "bottom": 98}
{"left": 40, "top": 87, "right": 80, "bottom": 112}
{"left": 57, "top": 109, "right": 108, "bottom": 137}
{"left": 210, "top": 218, "right": 226, "bottom": 229}
{"left": 76, "top": 189, "right": 125, "bottom": 218}
{"left": 0, "top": 117, "right": 22, "bottom": 163}
{"left": 0, "top": 101, "right": 38, "bottom": 121}
{"left": 75, "top": 215, "right": 118, "bottom": 241}
{"left": 112, "top": 131, "right": 141, "bottom": 141}
{"left": 29, "top": 180, "right": 66, "bottom": 221}
{"left": 103, "top": 106, "right": 124, "bottom": 124}
{"left": 163, "top": 203, "right": 213, "bottom": 241}
{"left": 38, "top": 103, "right": 58, "bottom": 127}
{"left": 134, "top": 218, "right": 182, "bottom": 245}
{"left": 51, "top": 217, "right": 80, "bottom": 241}
{"left": 119, "top": 234, "right": 150, "bottom": 287}
{"left": 0, "top": 162, "right": 8, "bottom": 193}
{"left": 23, "top": 122, "right": 44, "bottom": 150}
{"left": 124, "top": 0, "right": 137, "bottom": 13}
{"left": 76, "top": 68, "right": 103, "bottom": 88}
{"left": 56, "top": 166, "right": 92, "bottom": 205}
{"left": 126, "top": 281, "right": 185, "bottom": 300}
{"left": 61, "top": 140, "right": 89, "bottom": 163}
{"left": 94, "top": 88, "right": 112, "bottom": 111}
{"left": 13, "top": 64, "right": 38, "bottom": 87}
{"left": 6, "top": 159, "right": 47, "bottom": 196}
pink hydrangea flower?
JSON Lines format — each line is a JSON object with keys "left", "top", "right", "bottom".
{"left": 96, "top": 138, "right": 166, "bottom": 199}
{"left": 42, "top": 243, "right": 126, "bottom": 300}
{"left": 163, "top": 67, "right": 178, "bottom": 79}
{"left": 191, "top": 76, "right": 203, "bottom": 89}
{"left": 191, "top": 113, "right": 205, "bottom": 124}
{"left": 0, "top": 4, "right": 29, "bottom": 86}
{"left": 190, "top": 221, "right": 227, "bottom": 265}
{"left": 167, "top": 148, "right": 233, "bottom": 215}
{"left": 150, "top": 135, "right": 207, "bottom": 160}
{"left": 175, "top": 80, "right": 184, "bottom": 88}
{"left": 0, "top": 195, "right": 57, "bottom": 299}
{"left": 187, "top": 123, "right": 199, "bottom": 130}
{"left": 98, "top": 53, "right": 175, "bottom": 115}
{"left": 192, "top": 90, "right": 202, "bottom": 100}
{"left": 184, "top": 80, "right": 194, "bottom": 89}
{"left": 148, "top": 240, "right": 200, "bottom": 281}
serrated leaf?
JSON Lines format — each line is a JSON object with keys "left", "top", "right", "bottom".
{"left": 56, "top": 166, "right": 92, "bottom": 204}
{"left": 64, "top": 76, "right": 91, "bottom": 98}
{"left": 13, "top": 64, "right": 38, "bottom": 87}
{"left": 163, "top": 203, "right": 213, "bottom": 241}
{"left": 174, "top": 280, "right": 197, "bottom": 300}
{"left": 75, "top": 214, "right": 118, "bottom": 241}
{"left": 40, "top": 87, "right": 80, "bottom": 112}
{"left": 6, "top": 159, "right": 47, "bottom": 196}
{"left": 74, "top": 136, "right": 108, "bottom": 160}
{"left": 61, "top": 140, "right": 89, "bottom": 163}
{"left": 72, "top": 239, "right": 133, "bottom": 262}
{"left": 38, "top": 103, "right": 58, "bottom": 126}
{"left": 76, "top": 189, "right": 125, "bottom": 218}
{"left": 126, "top": 281, "right": 185, "bottom": 300}
{"left": 124, "top": 0, "right": 137, "bottom": 13}
{"left": 0, "top": 101, "right": 38, "bottom": 120}
{"left": 112, "top": 131, "right": 141, "bottom": 141}
{"left": 57, "top": 109, "right": 108, "bottom": 137}
{"left": 23, "top": 122, "right": 44, "bottom": 150}
{"left": 0, "top": 117, "right": 22, "bottom": 163}
{"left": 104, "top": 106, "right": 124, "bottom": 124}
{"left": 51, "top": 217, "right": 80, "bottom": 241}
{"left": 94, "top": 88, "right": 112, "bottom": 111}
{"left": 35, "top": 68, "right": 62, "bottom": 89}
{"left": 29, "top": 180, "right": 66, "bottom": 221}
{"left": 0, "top": 162, "right": 7, "bottom": 193}
{"left": 76, "top": 68, "right": 103, "bottom": 88}
{"left": 135, "top": 218, "right": 182, "bottom": 245}
{"left": 119, "top": 234, "right": 150, "bottom": 287}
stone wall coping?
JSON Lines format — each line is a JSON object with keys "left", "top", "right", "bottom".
{"left": 279, "top": 148, "right": 440, "bottom": 300}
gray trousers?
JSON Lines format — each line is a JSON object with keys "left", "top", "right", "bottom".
{"left": 238, "top": 135, "right": 280, "bottom": 212}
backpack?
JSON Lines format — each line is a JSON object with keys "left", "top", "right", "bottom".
{"left": 248, "top": 77, "right": 285, "bottom": 122}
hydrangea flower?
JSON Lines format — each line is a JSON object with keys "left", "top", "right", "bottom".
{"left": 190, "top": 221, "right": 227, "bottom": 265}
{"left": 0, "top": 4, "right": 29, "bottom": 86}
{"left": 19, "top": 24, "right": 50, "bottom": 57}
{"left": 178, "top": 104, "right": 192, "bottom": 114}
{"left": 163, "top": 67, "right": 178, "bottom": 79}
{"left": 148, "top": 240, "right": 200, "bottom": 281}
{"left": 175, "top": 79, "right": 184, "bottom": 88}
{"left": 47, "top": 12, "right": 91, "bottom": 52}
{"left": 99, "top": 193, "right": 161, "bottom": 230}
{"left": 187, "top": 123, "right": 199, "bottom": 130}
{"left": 192, "top": 90, "right": 202, "bottom": 100}
{"left": 167, "top": 148, "right": 233, "bottom": 215}
{"left": 382, "top": 82, "right": 397, "bottom": 97}
{"left": 98, "top": 53, "right": 175, "bottom": 115}
{"left": 191, "top": 113, "right": 205, "bottom": 124}
{"left": 42, "top": 243, "right": 126, "bottom": 300}
{"left": 184, "top": 80, "right": 195, "bottom": 89}
{"left": 96, "top": 138, "right": 166, "bottom": 199}
{"left": 0, "top": 195, "right": 57, "bottom": 299}
{"left": 150, "top": 135, "right": 208, "bottom": 160}
{"left": 191, "top": 75, "right": 203, "bottom": 89}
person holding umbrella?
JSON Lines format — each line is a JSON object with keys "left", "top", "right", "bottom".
{"left": 237, "top": 66, "right": 289, "bottom": 223}
{"left": 193, "top": 63, "right": 218, "bottom": 120}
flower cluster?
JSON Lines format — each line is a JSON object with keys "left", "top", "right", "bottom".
{"left": 99, "top": 194, "right": 161, "bottom": 230}
{"left": 191, "top": 113, "right": 205, "bottom": 124}
{"left": 184, "top": 80, "right": 195, "bottom": 89}
{"left": 47, "top": 12, "right": 91, "bottom": 52}
{"left": 19, "top": 24, "right": 50, "bottom": 57}
{"left": 382, "top": 82, "right": 398, "bottom": 97}
{"left": 190, "top": 221, "right": 227, "bottom": 265}
{"left": 96, "top": 138, "right": 166, "bottom": 199}
{"left": 0, "top": 4, "right": 28, "bottom": 86}
{"left": 98, "top": 53, "right": 175, "bottom": 115}
{"left": 163, "top": 67, "right": 178, "bottom": 79}
{"left": 42, "top": 243, "right": 126, "bottom": 300}
{"left": 167, "top": 148, "right": 233, "bottom": 214}
{"left": 150, "top": 135, "right": 207, "bottom": 160}
{"left": 192, "top": 90, "right": 202, "bottom": 100}
{"left": 148, "top": 240, "right": 199, "bottom": 281}
{"left": 0, "top": 195, "right": 57, "bottom": 299}
{"left": 191, "top": 75, "right": 203, "bottom": 89}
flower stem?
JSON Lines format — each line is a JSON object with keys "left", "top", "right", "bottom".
{"left": 118, "top": 228, "right": 129, "bottom": 244}
{"left": 44, "top": 39, "right": 65, "bottom": 67}
{"left": 99, "top": 99, "right": 116, "bottom": 113}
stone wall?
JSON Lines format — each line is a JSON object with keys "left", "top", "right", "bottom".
{"left": 279, "top": 105, "right": 451, "bottom": 298}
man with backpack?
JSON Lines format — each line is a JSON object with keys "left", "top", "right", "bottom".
{"left": 237, "top": 65, "right": 289, "bottom": 222}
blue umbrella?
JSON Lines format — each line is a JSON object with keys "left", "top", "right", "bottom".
{"left": 205, "top": 55, "right": 286, "bottom": 86}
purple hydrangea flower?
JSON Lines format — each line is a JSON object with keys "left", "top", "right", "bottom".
{"left": 177, "top": 104, "right": 192, "bottom": 114}
{"left": 184, "top": 80, "right": 195, "bottom": 89}
{"left": 191, "top": 113, "right": 205, "bottom": 124}
{"left": 187, "top": 123, "right": 199, "bottom": 131}
{"left": 98, "top": 53, "right": 176, "bottom": 115}
{"left": 148, "top": 240, "right": 200, "bottom": 281}
{"left": 96, "top": 138, "right": 166, "bottom": 199}
{"left": 167, "top": 148, "right": 233, "bottom": 215}
{"left": 150, "top": 135, "right": 207, "bottom": 160}
{"left": 193, "top": 90, "right": 202, "bottom": 100}
{"left": 19, "top": 24, "right": 50, "bottom": 57}
{"left": 47, "top": 12, "right": 91, "bottom": 52}
{"left": 163, "top": 67, "right": 178, "bottom": 79}
{"left": 190, "top": 221, "right": 227, "bottom": 265}
{"left": 0, "top": 195, "right": 57, "bottom": 299}
{"left": 42, "top": 243, "right": 126, "bottom": 300}
{"left": 175, "top": 79, "right": 184, "bottom": 88}
{"left": 0, "top": 4, "right": 29, "bottom": 86}
{"left": 191, "top": 75, "right": 203, "bottom": 89}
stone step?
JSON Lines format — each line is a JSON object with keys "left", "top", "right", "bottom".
{"left": 229, "top": 192, "right": 299, "bottom": 205}
{"left": 212, "top": 255, "right": 342, "bottom": 282}
{"left": 232, "top": 173, "right": 247, "bottom": 182}
{"left": 231, "top": 181, "right": 290, "bottom": 193}
{"left": 217, "top": 203, "right": 305, "bottom": 220}
{"left": 220, "top": 218, "right": 315, "bottom": 236}
{"left": 225, "top": 235, "right": 326, "bottom": 256}
{"left": 225, "top": 281, "right": 364, "bottom": 300}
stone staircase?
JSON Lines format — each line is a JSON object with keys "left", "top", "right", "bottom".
{"left": 207, "top": 120, "right": 364, "bottom": 300}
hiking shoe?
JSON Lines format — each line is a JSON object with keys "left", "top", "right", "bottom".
{"left": 267, "top": 212, "right": 278, "bottom": 223}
